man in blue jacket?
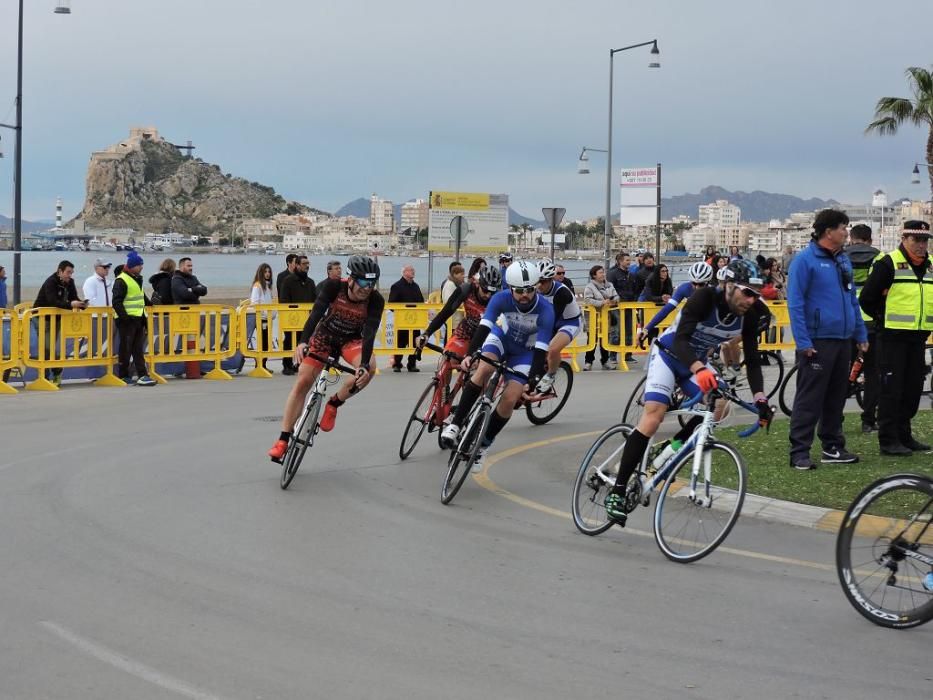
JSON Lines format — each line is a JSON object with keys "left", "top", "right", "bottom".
{"left": 786, "top": 209, "right": 869, "bottom": 470}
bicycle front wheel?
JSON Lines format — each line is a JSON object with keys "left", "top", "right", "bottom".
{"left": 571, "top": 424, "right": 631, "bottom": 535}
{"left": 778, "top": 364, "right": 798, "bottom": 416}
{"left": 526, "top": 361, "right": 574, "bottom": 425}
{"left": 399, "top": 379, "right": 438, "bottom": 460}
{"left": 281, "top": 393, "right": 322, "bottom": 490}
{"left": 441, "top": 402, "right": 492, "bottom": 505}
{"left": 835, "top": 474, "right": 933, "bottom": 629}
{"left": 654, "top": 440, "right": 747, "bottom": 563}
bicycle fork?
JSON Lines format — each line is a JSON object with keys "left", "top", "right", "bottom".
{"left": 687, "top": 427, "right": 714, "bottom": 509}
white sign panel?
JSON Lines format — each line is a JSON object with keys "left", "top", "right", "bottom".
{"left": 620, "top": 207, "right": 658, "bottom": 226}
{"left": 620, "top": 167, "right": 658, "bottom": 186}
{"left": 427, "top": 191, "right": 509, "bottom": 253}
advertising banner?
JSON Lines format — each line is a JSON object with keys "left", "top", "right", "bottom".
{"left": 428, "top": 191, "right": 509, "bottom": 253}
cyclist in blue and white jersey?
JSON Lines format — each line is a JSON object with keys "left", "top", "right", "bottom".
{"left": 440, "top": 260, "right": 555, "bottom": 470}
{"left": 535, "top": 259, "right": 583, "bottom": 380}
{"left": 605, "top": 260, "right": 775, "bottom": 524}
{"left": 637, "top": 261, "right": 714, "bottom": 348}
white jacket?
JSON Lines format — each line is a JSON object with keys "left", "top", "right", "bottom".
{"left": 82, "top": 274, "right": 113, "bottom": 307}
{"left": 583, "top": 279, "right": 619, "bottom": 307}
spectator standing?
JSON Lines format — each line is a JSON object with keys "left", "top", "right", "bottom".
{"left": 441, "top": 261, "right": 466, "bottom": 330}
{"left": 786, "top": 209, "right": 868, "bottom": 470}
{"left": 760, "top": 258, "right": 786, "bottom": 301}
{"left": 148, "top": 258, "right": 175, "bottom": 305}
{"left": 634, "top": 252, "right": 656, "bottom": 298}
{"left": 729, "top": 245, "right": 743, "bottom": 261}
{"left": 845, "top": 224, "right": 881, "bottom": 432}
{"left": 583, "top": 264, "right": 619, "bottom": 370}
{"left": 607, "top": 252, "right": 636, "bottom": 361}
{"left": 277, "top": 254, "right": 297, "bottom": 300}
{"left": 0, "top": 265, "right": 8, "bottom": 309}
{"left": 280, "top": 255, "right": 316, "bottom": 374}
{"left": 629, "top": 252, "right": 644, "bottom": 274}
{"left": 638, "top": 264, "right": 673, "bottom": 302}
{"left": 171, "top": 257, "right": 208, "bottom": 305}
{"left": 34, "top": 260, "right": 86, "bottom": 385}
{"left": 250, "top": 262, "right": 275, "bottom": 372}
{"left": 112, "top": 252, "right": 156, "bottom": 386}
{"left": 554, "top": 264, "right": 574, "bottom": 292}
{"left": 82, "top": 258, "right": 113, "bottom": 307}
{"left": 859, "top": 220, "right": 932, "bottom": 455}
{"left": 388, "top": 264, "right": 424, "bottom": 371}
{"left": 498, "top": 252, "right": 513, "bottom": 291}
{"left": 781, "top": 245, "right": 797, "bottom": 274}
{"left": 316, "top": 260, "right": 342, "bottom": 297}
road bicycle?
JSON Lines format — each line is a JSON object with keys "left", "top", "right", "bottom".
{"left": 622, "top": 345, "right": 784, "bottom": 427}
{"left": 441, "top": 354, "right": 524, "bottom": 505}
{"left": 778, "top": 355, "right": 865, "bottom": 417}
{"left": 279, "top": 352, "right": 357, "bottom": 490}
{"left": 573, "top": 381, "right": 764, "bottom": 563}
{"left": 835, "top": 472, "right": 933, "bottom": 629}
{"left": 399, "top": 342, "right": 469, "bottom": 460}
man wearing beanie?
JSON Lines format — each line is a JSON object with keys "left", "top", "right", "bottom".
{"left": 112, "top": 252, "right": 156, "bottom": 386}
{"left": 859, "top": 220, "right": 932, "bottom": 455}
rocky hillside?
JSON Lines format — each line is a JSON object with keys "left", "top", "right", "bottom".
{"left": 661, "top": 185, "right": 839, "bottom": 222}
{"left": 75, "top": 128, "right": 322, "bottom": 234}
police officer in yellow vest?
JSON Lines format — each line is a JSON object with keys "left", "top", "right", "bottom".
{"left": 112, "top": 251, "right": 157, "bottom": 387}
{"left": 844, "top": 224, "right": 881, "bottom": 432}
{"left": 860, "top": 220, "right": 932, "bottom": 455}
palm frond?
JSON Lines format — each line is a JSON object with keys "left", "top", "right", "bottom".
{"left": 905, "top": 66, "right": 933, "bottom": 99}
{"left": 867, "top": 97, "right": 915, "bottom": 134}
{"left": 865, "top": 116, "right": 900, "bottom": 136}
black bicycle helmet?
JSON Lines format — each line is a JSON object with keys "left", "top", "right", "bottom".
{"left": 347, "top": 255, "right": 380, "bottom": 281}
{"left": 478, "top": 265, "right": 501, "bottom": 291}
{"left": 723, "top": 259, "right": 763, "bottom": 289}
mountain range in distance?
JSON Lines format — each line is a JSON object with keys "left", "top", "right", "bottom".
{"left": 336, "top": 186, "right": 849, "bottom": 228}
{"left": 0, "top": 215, "right": 54, "bottom": 233}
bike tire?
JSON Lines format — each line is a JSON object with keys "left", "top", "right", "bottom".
{"left": 280, "top": 393, "right": 322, "bottom": 490}
{"left": 571, "top": 424, "right": 632, "bottom": 535}
{"left": 778, "top": 364, "right": 798, "bottom": 417}
{"left": 731, "top": 350, "right": 784, "bottom": 404}
{"left": 441, "top": 402, "right": 492, "bottom": 505}
{"left": 399, "top": 380, "right": 438, "bottom": 460}
{"left": 622, "top": 375, "right": 647, "bottom": 425}
{"left": 835, "top": 473, "right": 933, "bottom": 629}
{"left": 526, "top": 361, "right": 574, "bottom": 425}
{"left": 653, "top": 440, "right": 747, "bottom": 563}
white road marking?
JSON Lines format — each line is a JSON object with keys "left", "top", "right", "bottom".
{"left": 39, "top": 621, "right": 230, "bottom": 700}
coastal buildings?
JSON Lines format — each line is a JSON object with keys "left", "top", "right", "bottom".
{"left": 400, "top": 199, "right": 428, "bottom": 233}
{"left": 370, "top": 193, "right": 395, "bottom": 233}
{"left": 698, "top": 200, "right": 741, "bottom": 228}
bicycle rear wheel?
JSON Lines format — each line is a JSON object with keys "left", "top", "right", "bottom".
{"left": 399, "top": 379, "right": 438, "bottom": 460}
{"left": 441, "top": 401, "right": 492, "bottom": 505}
{"left": 835, "top": 474, "right": 933, "bottom": 629}
{"left": 281, "top": 394, "right": 322, "bottom": 490}
{"left": 654, "top": 440, "right": 746, "bottom": 563}
{"left": 571, "top": 424, "right": 631, "bottom": 535}
{"left": 526, "top": 361, "right": 574, "bottom": 425}
{"left": 778, "top": 364, "right": 798, "bottom": 416}
{"left": 622, "top": 375, "right": 647, "bottom": 425}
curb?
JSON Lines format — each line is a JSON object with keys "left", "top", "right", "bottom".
{"left": 740, "top": 492, "right": 840, "bottom": 532}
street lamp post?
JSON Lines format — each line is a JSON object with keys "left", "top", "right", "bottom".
{"left": 602, "top": 40, "right": 659, "bottom": 269}
{"left": 1, "top": 1, "right": 72, "bottom": 305}
{"left": 911, "top": 162, "right": 933, "bottom": 216}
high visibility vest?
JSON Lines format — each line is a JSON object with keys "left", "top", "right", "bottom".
{"left": 118, "top": 272, "right": 145, "bottom": 317}
{"left": 883, "top": 248, "right": 933, "bottom": 331}
{"left": 852, "top": 253, "right": 879, "bottom": 324}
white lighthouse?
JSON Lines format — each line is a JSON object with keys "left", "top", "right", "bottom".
{"left": 55, "top": 197, "right": 63, "bottom": 230}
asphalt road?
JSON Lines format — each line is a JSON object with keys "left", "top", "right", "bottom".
{"left": 0, "top": 365, "right": 929, "bottom": 699}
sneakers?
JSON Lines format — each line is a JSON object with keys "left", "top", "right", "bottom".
{"left": 602, "top": 361, "right": 617, "bottom": 370}
{"left": 880, "top": 443, "right": 912, "bottom": 457}
{"left": 268, "top": 439, "right": 288, "bottom": 463}
{"left": 583, "top": 362, "right": 593, "bottom": 372}
{"left": 790, "top": 455, "right": 816, "bottom": 471}
{"left": 440, "top": 423, "right": 461, "bottom": 448}
{"left": 407, "top": 365, "right": 420, "bottom": 373}
{"left": 392, "top": 366, "right": 402, "bottom": 373}
{"left": 604, "top": 492, "right": 628, "bottom": 525}
{"left": 903, "top": 437, "right": 931, "bottom": 452}
{"left": 136, "top": 375, "right": 156, "bottom": 387}
{"left": 122, "top": 376, "right": 137, "bottom": 386}
{"left": 821, "top": 447, "right": 859, "bottom": 464}
{"left": 320, "top": 401, "right": 339, "bottom": 432}
{"left": 471, "top": 446, "right": 487, "bottom": 473}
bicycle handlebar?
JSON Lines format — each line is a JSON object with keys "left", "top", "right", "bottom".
{"left": 417, "top": 341, "right": 463, "bottom": 362}
{"left": 474, "top": 352, "right": 529, "bottom": 381}
{"left": 302, "top": 349, "right": 358, "bottom": 375}
{"left": 679, "top": 379, "right": 763, "bottom": 437}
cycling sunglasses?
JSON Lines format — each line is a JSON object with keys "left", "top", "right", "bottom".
{"left": 511, "top": 285, "right": 536, "bottom": 294}
{"left": 352, "top": 277, "right": 377, "bottom": 288}
{"left": 734, "top": 284, "right": 760, "bottom": 298}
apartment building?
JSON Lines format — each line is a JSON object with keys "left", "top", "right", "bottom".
{"left": 370, "top": 193, "right": 395, "bottom": 233}
{"left": 698, "top": 200, "right": 741, "bottom": 228}
{"left": 400, "top": 199, "right": 428, "bottom": 232}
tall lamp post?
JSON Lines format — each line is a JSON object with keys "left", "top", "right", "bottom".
{"left": 0, "top": 1, "right": 72, "bottom": 305}
{"left": 601, "top": 40, "right": 660, "bottom": 269}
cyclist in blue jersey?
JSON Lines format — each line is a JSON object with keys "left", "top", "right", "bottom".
{"left": 535, "top": 259, "right": 583, "bottom": 380}
{"left": 637, "top": 261, "right": 714, "bottom": 348}
{"left": 440, "top": 260, "right": 556, "bottom": 471}
{"left": 605, "top": 260, "right": 775, "bottom": 524}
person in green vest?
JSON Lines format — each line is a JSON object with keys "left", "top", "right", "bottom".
{"left": 844, "top": 224, "right": 881, "bottom": 432}
{"left": 859, "top": 220, "right": 932, "bottom": 455}
{"left": 112, "top": 251, "right": 157, "bottom": 387}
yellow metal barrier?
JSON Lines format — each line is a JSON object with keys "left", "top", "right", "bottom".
{"left": 235, "top": 302, "right": 312, "bottom": 378}
{"left": 595, "top": 302, "right": 667, "bottom": 371}
{"left": 1, "top": 308, "right": 20, "bottom": 394}
{"left": 146, "top": 304, "right": 238, "bottom": 382}
{"left": 20, "top": 307, "right": 124, "bottom": 391}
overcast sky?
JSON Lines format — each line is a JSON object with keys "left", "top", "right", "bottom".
{"left": 1, "top": 0, "right": 931, "bottom": 221}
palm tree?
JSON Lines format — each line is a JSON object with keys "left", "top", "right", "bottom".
{"left": 866, "top": 66, "right": 933, "bottom": 197}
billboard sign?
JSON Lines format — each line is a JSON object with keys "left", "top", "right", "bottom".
{"left": 428, "top": 191, "right": 509, "bottom": 253}
{"left": 620, "top": 166, "right": 659, "bottom": 226}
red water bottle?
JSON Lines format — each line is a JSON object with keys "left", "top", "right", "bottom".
{"left": 848, "top": 353, "right": 864, "bottom": 383}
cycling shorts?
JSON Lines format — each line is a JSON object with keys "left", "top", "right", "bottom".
{"left": 643, "top": 344, "right": 714, "bottom": 406}
{"left": 303, "top": 333, "right": 368, "bottom": 370}
{"left": 443, "top": 335, "right": 470, "bottom": 360}
{"left": 481, "top": 326, "right": 532, "bottom": 385}
{"left": 554, "top": 318, "right": 581, "bottom": 341}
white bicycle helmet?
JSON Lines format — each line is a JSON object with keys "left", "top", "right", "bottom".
{"left": 688, "top": 261, "right": 714, "bottom": 284}
{"left": 716, "top": 266, "right": 729, "bottom": 281}
{"left": 505, "top": 260, "right": 539, "bottom": 288}
{"left": 537, "top": 258, "right": 557, "bottom": 281}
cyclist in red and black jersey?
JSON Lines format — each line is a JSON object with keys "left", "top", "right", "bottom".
{"left": 268, "top": 256, "right": 385, "bottom": 462}
{"left": 417, "top": 265, "right": 501, "bottom": 358}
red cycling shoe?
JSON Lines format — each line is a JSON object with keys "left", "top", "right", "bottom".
{"left": 268, "top": 439, "right": 288, "bottom": 463}
{"left": 320, "top": 402, "right": 338, "bottom": 432}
